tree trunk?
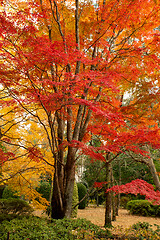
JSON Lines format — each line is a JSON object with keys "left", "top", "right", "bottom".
{"left": 148, "top": 161, "right": 160, "bottom": 191}
{"left": 51, "top": 172, "right": 64, "bottom": 219}
{"left": 143, "top": 146, "right": 160, "bottom": 191}
{"left": 116, "top": 193, "right": 120, "bottom": 216}
{"left": 111, "top": 167, "right": 116, "bottom": 221}
{"left": 51, "top": 161, "right": 75, "bottom": 219}
{"left": 51, "top": 144, "right": 76, "bottom": 219}
{"left": 63, "top": 163, "right": 75, "bottom": 218}
{"left": 96, "top": 189, "right": 99, "bottom": 206}
{"left": 131, "top": 145, "right": 160, "bottom": 191}
{"left": 111, "top": 192, "right": 116, "bottom": 221}
{"left": 105, "top": 187, "right": 112, "bottom": 226}
{"left": 116, "top": 160, "right": 121, "bottom": 216}
{"left": 105, "top": 158, "right": 112, "bottom": 227}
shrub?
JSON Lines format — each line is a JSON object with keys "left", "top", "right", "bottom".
{"left": 127, "top": 200, "right": 157, "bottom": 216}
{"left": 71, "top": 182, "right": 79, "bottom": 218}
{"left": 2, "top": 186, "right": 18, "bottom": 199}
{"left": 120, "top": 196, "right": 131, "bottom": 208}
{"left": 36, "top": 181, "right": 51, "bottom": 216}
{"left": 0, "top": 215, "right": 159, "bottom": 240}
{"left": 36, "top": 181, "right": 51, "bottom": 201}
{"left": 130, "top": 222, "right": 160, "bottom": 240}
{"left": 155, "top": 206, "right": 160, "bottom": 216}
{"left": 0, "top": 185, "right": 5, "bottom": 199}
{"left": 0, "top": 198, "right": 33, "bottom": 216}
{"left": 132, "top": 221, "right": 150, "bottom": 230}
{"left": 0, "top": 216, "right": 58, "bottom": 240}
{"left": 77, "top": 182, "right": 87, "bottom": 209}
{"left": 0, "top": 216, "right": 112, "bottom": 240}
{"left": 112, "top": 221, "right": 160, "bottom": 239}
{"left": 0, "top": 213, "right": 25, "bottom": 223}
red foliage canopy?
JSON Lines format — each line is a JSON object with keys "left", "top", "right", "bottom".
{"left": 107, "top": 179, "right": 160, "bottom": 205}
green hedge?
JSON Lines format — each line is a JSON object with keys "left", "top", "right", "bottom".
{"left": 0, "top": 198, "right": 33, "bottom": 216}
{"left": 127, "top": 199, "right": 160, "bottom": 217}
{"left": 71, "top": 182, "right": 79, "bottom": 218}
{"left": 36, "top": 181, "right": 51, "bottom": 201}
{"left": 2, "top": 186, "right": 19, "bottom": 199}
{"left": 77, "top": 183, "right": 87, "bottom": 209}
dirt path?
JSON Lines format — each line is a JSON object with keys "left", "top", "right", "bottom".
{"left": 77, "top": 207, "right": 160, "bottom": 229}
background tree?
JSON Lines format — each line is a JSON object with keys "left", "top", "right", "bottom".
{"left": 113, "top": 152, "right": 160, "bottom": 186}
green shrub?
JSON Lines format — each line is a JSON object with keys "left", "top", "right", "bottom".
{"left": 0, "top": 216, "right": 58, "bottom": 240}
{"left": 120, "top": 196, "right": 131, "bottom": 208}
{"left": 0, "top": 215, "right": 159, "bottom": 240}
{"left": 0, "top": 216, "right": 112, "bottom": 240}
{"left": 112, "top": 221, "right": 160, "bottom": 239}
{"left": 127, "top": 200, "right": 158, "bottom": 216}
{"left": 155, "top": 206, "right": 160, "bottom": 216}
{"left": 130, "top": 222, "right": 160, "bottom": 240}
{"left": 0, "top": 198, "right": 33, "bottom": 216}
{"left": 36, "top": 181, "right": 51, "bottom": 201}
{"left": 0, "top": 213, "right": 25, "bottom": 223}
{"left": 2, "top": 186, "right": 18, "bottom": 199}
{"left": 71, "top": 182, "right": 79, "bottom": 218}
{"left": 0, "top": 185, "right": 5, "bottom": 199}
{"left": 77, "top": 182, "right": 87, "bottom": 209}
{"left": 36, "top": 181, "right": 52, "bottom": 216}
{"left": 132, "top": 221, "right": 150, "bottom": 230}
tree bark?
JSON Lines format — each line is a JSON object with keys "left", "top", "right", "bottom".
{"left": 51, "top": 152, "right": 75, "bottom": 219}
{"left": 63, "top": 153, "right": 75, "bottom": 218}
{"left": 51, "top": 169, "right": 64, "bottom": 219}
{"left": 111, "top": 192, "right": 116, "bottom": 221}
{"left": 111, "top": 167, "right": 116, "bottom": 221}
{"left": 116, "top": 160, "right": 121, "bottom": 216}
{"left": 129, "top": 145, "right": 160, "bottom": 191}
{"left": 148, "top": 160, "right": 160, "bottom": 191}
{"left": 143, "top": 145, "right": 160, "bottom": 191}
{"left": 104, "top": 156, "right": 112, "bottom": 227}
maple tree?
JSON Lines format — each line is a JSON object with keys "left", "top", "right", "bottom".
{"left": 0, "top": 86, "right": 53, "bottom": 209}
{"left": 0, "top": 0, "right": 160, "bottom": 220}
{"left": 107, "top": 179, "right": 160, "bottom": 205}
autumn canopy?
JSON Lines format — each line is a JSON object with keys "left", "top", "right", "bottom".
{"left": 0, "top": 0, "right": 160, "bottom": 219}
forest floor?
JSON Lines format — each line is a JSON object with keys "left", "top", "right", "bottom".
{"left": 34, "top": 206, "right": 160, "bottom": 231}
{"left": 77, "top": 206, "right": 160, "bottom": 230}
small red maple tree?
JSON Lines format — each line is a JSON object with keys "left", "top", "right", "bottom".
{"left": 107, "top": 179, "right": 160, "bottom": 205}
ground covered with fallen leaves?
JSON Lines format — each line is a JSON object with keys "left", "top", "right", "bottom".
{"left": 34, "top": 207, "right": 160, "bottom": 239}
{"left": 77, "top": 207, "right": 160, "bottom": 230}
